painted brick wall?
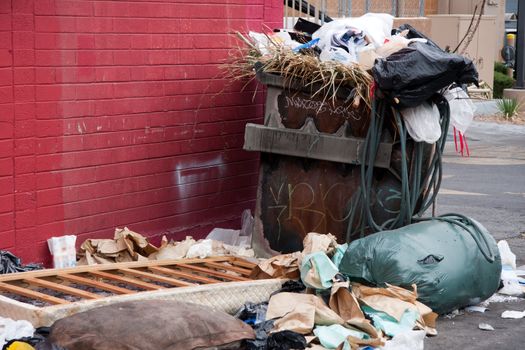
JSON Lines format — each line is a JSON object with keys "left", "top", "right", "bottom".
{"left": 0, "top": 0, "right": 282, "bottom": 265}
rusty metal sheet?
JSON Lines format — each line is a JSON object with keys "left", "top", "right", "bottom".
{"left": 252, "top": 154, "right": 406, "bottom": 255}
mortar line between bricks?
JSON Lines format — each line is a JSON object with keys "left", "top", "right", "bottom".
{"left": 35, "top": 158, "right": 259, "bottom": 191}
{"left": 36, "top": 171, "right": 260, "bottom": 210}
{"left": 35, "top": 184, "right": 259, "bottom": 225}
{"left": 32, "top": 131, "right": 246, "bottom": 159}
{"left": 33, "top": 119, "right": 260, "bottom": 142}
{"left": 33, "top": 103, "right": 264, "bottom": 121}
{"left": 38, "top": 191, "right": 258, "bottom": 230}
{"left": 33, "top": 149, "right": 249, "bottom": 173}
{"left": 70, "top": 200, "right": 258, "bottom": 242}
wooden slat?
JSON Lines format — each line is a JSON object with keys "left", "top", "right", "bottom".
{"left": 0, "top": 281, "right": 69, "bottom": 305}
{"left": 230, "top": 258, "right": 257, "bottom": 270}
{"left": 203, "top": 262, "right": 252, "bottom": 276}
{"left": 148, "top": 266, "right": 219, "bottom": 284}
{"left": 89, "top": 271, "right": 163, "bottom": 291}
{"left": 120, "top": 268, "right": 195, "bottom": 287}
{"left": 177, "top": 263, "right": 249, "bottom": 282}
{"left": 24, "top": 278, "right": 100, "bottom": 300}
{"left": 0, "top": 257, "right": 233, "bottom": 282}
{"left": 58, "top": 274, "right": 133, "bottom": 295}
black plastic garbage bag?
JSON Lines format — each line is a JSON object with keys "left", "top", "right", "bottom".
{"left": 246, "top": 320, "right": 275, "bottom": 350}
{"left": 267, "top": 330, "right": 307, "bottom": 350}
{"left": 372, "top": 41, "right": 478, "bottom": 107}
{"left": 339, "top": 215, "right": 501, "bottom": 314}
{"left": 0, "top": 250, "right": 42, "bottom": 274}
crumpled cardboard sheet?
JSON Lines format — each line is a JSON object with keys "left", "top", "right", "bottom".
{"left": 352, "top": 283, "right": 438, "bottom": 336}
{"left": 77, "top": 227, "right": 158, "bottom": 265}
{"left": 78, "top": 228, "right": 255, "bottom": 265}
{"left": 266, "top": 292, "right": 344, "bottom": 334}
{"left": 251, "top": 232, "right": 338, "bottom": 280}
{"left": 265, "top": 281, "right": 437, "bottom": 349}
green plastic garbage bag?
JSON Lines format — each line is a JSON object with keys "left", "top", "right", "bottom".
{"left": 339, "top": 215, "right": 501, "bottom": 314}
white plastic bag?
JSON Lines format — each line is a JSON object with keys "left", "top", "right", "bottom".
{"left": 401, "top": 102, "right": 442, "bottom": 143}
{"left": 47, "top": 235, "right": 77, "bottom": 268}
{"left": 381, "top": 330, "right": 426, "bottom": 350}
{"left": 313, "top": 13, "right": 394, "bottom": 50}
{"left": 0, "top": 317, "right": 34, "bottom": 348}
{"left": 444, "top": 87, "right": 475, "bottom": 134}
{"left": 319, "top": 46, "right": 356, "bottom": 64}
{"left": 376, "top": 35, "right": 410, "bottom": 58}
{"left": 497, "top": 240, "right": 516, "bottom": 270}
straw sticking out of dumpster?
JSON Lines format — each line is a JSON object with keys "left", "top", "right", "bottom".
{"left": 223, "top": 31, "right": 373, "bottom": 108}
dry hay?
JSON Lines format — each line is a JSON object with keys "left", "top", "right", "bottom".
{"left": 222, "top": 32, "right": 373, "bottom": 108}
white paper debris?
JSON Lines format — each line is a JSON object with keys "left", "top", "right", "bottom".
{"left": 0, "top": 317, "right": 35, "bottom": 348}
{"left": 478, "top": 323, "right": 494, "bottom": 331}
{"left": 501, "top": 310, "right": 525, "bottom": 319}
{"left": 465, "top": 306, "right": 487, "bottom": 313}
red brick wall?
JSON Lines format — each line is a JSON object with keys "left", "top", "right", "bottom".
{"left": 0, "top": 0, "right": 282, "bottom": 265}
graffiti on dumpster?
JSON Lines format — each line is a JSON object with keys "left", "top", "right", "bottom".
{"left": 282, "top": 95, "right": 360, "bottom": 118}
{"left": 276, "top": 90, "right": 368, "bottom": 135}
{"left": 267, "top": 181, "right": 354, "bottom": 241}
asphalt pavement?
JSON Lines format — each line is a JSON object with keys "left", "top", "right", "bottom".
{"left": 425, "top": 119, "right": 525, "bottom": 349}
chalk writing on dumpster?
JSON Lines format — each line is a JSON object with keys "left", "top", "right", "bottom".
{"left": 282, "top": 95, "right": 359, "bottom": 118}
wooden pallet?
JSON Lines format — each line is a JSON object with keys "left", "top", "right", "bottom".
{"left": 0, "top": 257, "right": 284, "bottom": 327}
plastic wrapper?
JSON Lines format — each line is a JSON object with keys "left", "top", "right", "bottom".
{"left": 444, "top": 87, "right": 475, "bottom": 135}
{"left": 0, "top": 251, "right": 41, "bottom": 274}
{"left": 339, "top": 216, "right": 501, "bottom": 314}
{"left": 313, "top": 13, "right": 393, "bottom": 49}
{"left": 372, "top": 42, "right": 478, "bottom": 107}
{"left": 400, "top": 102, "right": 442, "bottom": 143}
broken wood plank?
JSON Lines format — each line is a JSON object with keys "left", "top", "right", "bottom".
{"left": 58, "top": 274, "right": 133, "bottom": 295}
{"left": 119, "top": 268, "right": 195, "bottom": 287}
{"left": 24, "top": 278, "right": 100, "bottom": 300}
{"left": 89, "top": 271, "right": 163, "bottom": 291}
{"left": 203, "top": 262, "right": 252, "bottom": 276}
{"left": 0, "top": 281, "right": 69, "bottom": 305}
{"left": 148, "top": 266, "right": 219, "bottom": 284}
{"left": 176, "top": 264, "right": 249, "bottom": 282}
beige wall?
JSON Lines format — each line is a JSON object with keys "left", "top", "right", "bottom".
{"left": 438, "top": 0, "right": 506, "bottom": 61}
{"left": 429, "top": 15, "right": 497, "bottom": 87}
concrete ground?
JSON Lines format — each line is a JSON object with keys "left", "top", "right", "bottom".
{"left": 425, "top": 120, "right": 525, "bottom": 349}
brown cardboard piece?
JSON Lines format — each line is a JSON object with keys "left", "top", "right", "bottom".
{"left": 352, "top": 283, "right": 438, "bottom": 336}
{"left": 78, "top": 228, "right": 255, "bottom": 265}
{"left": 252, "top": 232, "right": 338, "bottom": 280}
{"left": 266, "top": 292, "right": 344, "bottom": 334}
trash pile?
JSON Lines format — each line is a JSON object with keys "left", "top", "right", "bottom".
{"left": 229, "top": 14, "right": 478, "bottom": 160}
{"left": 0, "top": 12, "right": 522, "bottom": 350}
{"left": 228, "top": 13, "right": 481, "bottom": 240}
{"left": 76, "top": 226, "right": 254, "bottom": 265}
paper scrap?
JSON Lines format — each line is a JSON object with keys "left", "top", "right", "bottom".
{"left": 465, "top": 306, "right": 487, "bottom": 313}
{"left": 478, "top": 323, "right": 494, "bottom": 331}
{"left": 501, "top": 310, "right": 525, "bottom": 319}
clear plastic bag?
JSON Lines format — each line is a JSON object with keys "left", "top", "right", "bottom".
{"left": 401, "top": 102, "right": 442, "bottom": 144}
{"left": 444, "top": 87, "right": 476, "bottom": 135}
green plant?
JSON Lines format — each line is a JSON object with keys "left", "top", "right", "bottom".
{"left": 494, "top": 61, "right": 508, "bottom": 75}
{"left": 493, "top": 71, "right": 514, "bottom": 98}
{"left": 497, "top": 98, "right": 521, "bottom": 120}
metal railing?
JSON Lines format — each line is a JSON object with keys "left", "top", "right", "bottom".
{"left": 284, "top": 0, "right": 426, "bottom": 28}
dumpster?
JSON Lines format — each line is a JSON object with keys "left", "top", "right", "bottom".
{"left": 246, "top": 71, "right": 436, "bottom": 256}
{"left": 233, "top": 16, "right": 478, "bottom": 256}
